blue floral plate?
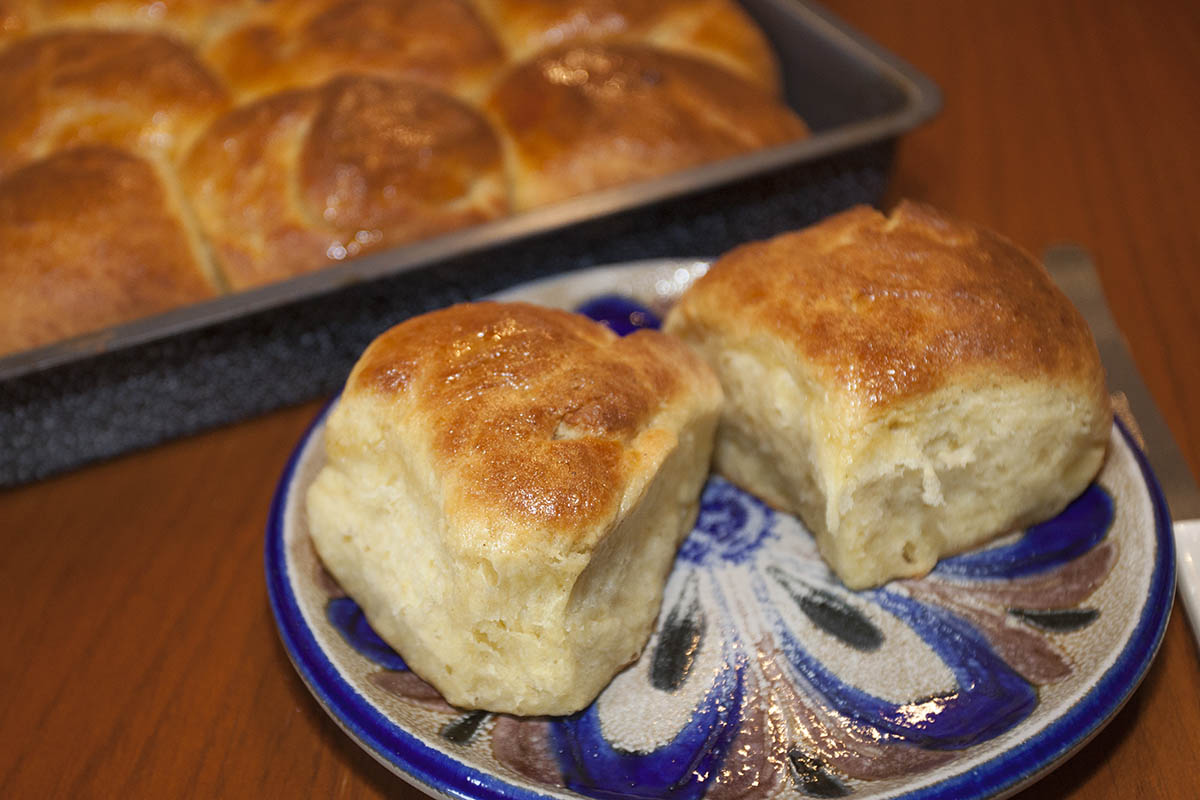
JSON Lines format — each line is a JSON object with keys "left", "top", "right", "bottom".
{"left": 266, "top": 259, "right": 1175, "bottom": 800}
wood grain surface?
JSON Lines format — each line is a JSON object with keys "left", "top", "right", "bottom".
{"left": 2, "top": 1, "right": 1198, "bottom": 797}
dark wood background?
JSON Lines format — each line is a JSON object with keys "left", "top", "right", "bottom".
{"left": 2, "top": 1, "right": 1198, "bottom": 797}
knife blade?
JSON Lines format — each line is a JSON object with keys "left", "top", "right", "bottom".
{"left": 1042, "top": 243, "right": 1200, "bottom": 521}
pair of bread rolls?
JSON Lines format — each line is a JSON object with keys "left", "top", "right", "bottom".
{"left": 307, "top": 201, "right": 1111, "bottom": 715}
{"left": 0, "top": 0, "right": 807, "bottom": 357}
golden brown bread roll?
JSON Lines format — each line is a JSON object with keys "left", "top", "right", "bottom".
{"left": 203, "top": 0, "right": 506, "bottom": 102}
{"left": 0, "top": 146, "right": 219, "bottom": 356}
{"left": 485, "top": 42, "right": 808, "bottom": 210}
{"left": 0, "top": 29, "right": 229, "bottom": 176}
{"left": 664, "top": 201, "right": 1111, "bottom": 589}
{"left": 306, "top": 301, "right": 723, "bottom": 714}
{"left": 181, "top": 74, "right": 509, "bottom": 290}
{"left": 473, "top": 0, "right": 782, "bottom": 93}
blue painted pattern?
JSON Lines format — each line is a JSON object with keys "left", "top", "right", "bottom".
{"left": 574, "top": 295, "right": 662, "bottom": 336}
{"left": 550, "top": 652, "right": 745, "bottom": 800}
{"left": 933, "top": 485, "right": 1114, "bottom": 580}
{"left": 327, "top": 596, "right": 410, "bottom": 672}
{"left": 679, "top": 476, "right": 777, "bottom": 566}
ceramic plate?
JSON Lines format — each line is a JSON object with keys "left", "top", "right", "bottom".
{"left": 266, "top": 259, "right": 1175, "bottom": 800}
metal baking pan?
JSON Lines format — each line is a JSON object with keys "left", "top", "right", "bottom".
{"left": 0, "top": 0, "right": 941, "bottom": 486}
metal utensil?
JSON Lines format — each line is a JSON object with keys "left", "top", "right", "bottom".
{"left": 1043, "top": 244, "right": 1200, "bottom": 645}
{"left": 1175, "top": 520, "right": 1200, "bottom": 648}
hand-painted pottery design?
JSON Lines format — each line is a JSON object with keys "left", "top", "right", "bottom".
{"left": 266, "top": 259, "right": 1174, "bottom": 800}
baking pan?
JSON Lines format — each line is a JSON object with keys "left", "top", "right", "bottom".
{"left": 0, "top": 0, "right": 941, "bottom": 486}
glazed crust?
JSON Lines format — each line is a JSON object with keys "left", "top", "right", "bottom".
{"left": 669, "top": 200, "right": 1108, "bottom": 417}
{"left": 473, "top": 0, "right": 782, "bottom": 92}
{"left": 31, "top": 0, "right": 257, "bottom": 41}
{"left": 203, "top": 0, "right": 506, "bottom": 101}
{"left": 0, "top": 29, "right": 229, "bottom": 176}
{"left": 180, "top": 74, "right": 508, "bottom": 290}
{"left": 0, "top": 0, "right": 37, "bottom": 46}
{"left": 486, "top": 42, "right": 807, "bottom": 209}
{"left": 0, "top": 146, "right": 218, "bottom": 355}
{"left": 347, "top": 301, "right": 719, "bottom": 541}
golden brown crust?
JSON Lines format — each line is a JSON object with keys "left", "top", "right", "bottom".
{"left": 203, "top": 0, "right": 506, "bottom": 102}
{"left": 0, "top": 29, "right": 229, "bottom": 176}
{"left": 486, "top": 41, "right": 807, "bottom": 209}
{"left": 347, "top": 301, "right": 719, "bottom": 537}
{"left": 32, "top": 0, "right": 258, "bottom": 42}
{"left": 0, "top": 0, "right": 37, "bottom": 46}
{"left": 181, "top": 74, "right": 508, "bottom": 290}
{"left": 0, "top": 146, "right": 218, "bottom": 356}
{"left": 473, "top": 0, "right": 781, "bottom": 92}
{"left": 669, "top": 200, "right": 1108, "bottom": 415}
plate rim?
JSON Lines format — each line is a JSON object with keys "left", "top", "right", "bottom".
{"left": 265, "top": 263, "right": 1176, "bottom": 800}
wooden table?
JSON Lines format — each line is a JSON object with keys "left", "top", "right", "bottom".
{"left": 3, "top": 1, "right": 1198, "bottom": 797}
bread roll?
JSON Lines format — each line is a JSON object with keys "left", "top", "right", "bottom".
{"left": 306, "top": 301, "right": 723, "bottom": 714}
{"left": 0, "top": 146, "right": 219, "bottom": 356}
{"left": 0, "top": 29, "right": 229, "bottom": 176}
{"left": 485, "top": 41, "right": 807, "bottom": 210}
{"left": 664, "top": 201, "right": 1111, "bottom": 589}
{"left": 203, "top": 0, "right": 506, "bottom": 102}
{"left": 181, "top": 74, "right": 509, "bottom": 290}
{"left": 473, "top": 0, "right": 782, "bottom": 93}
